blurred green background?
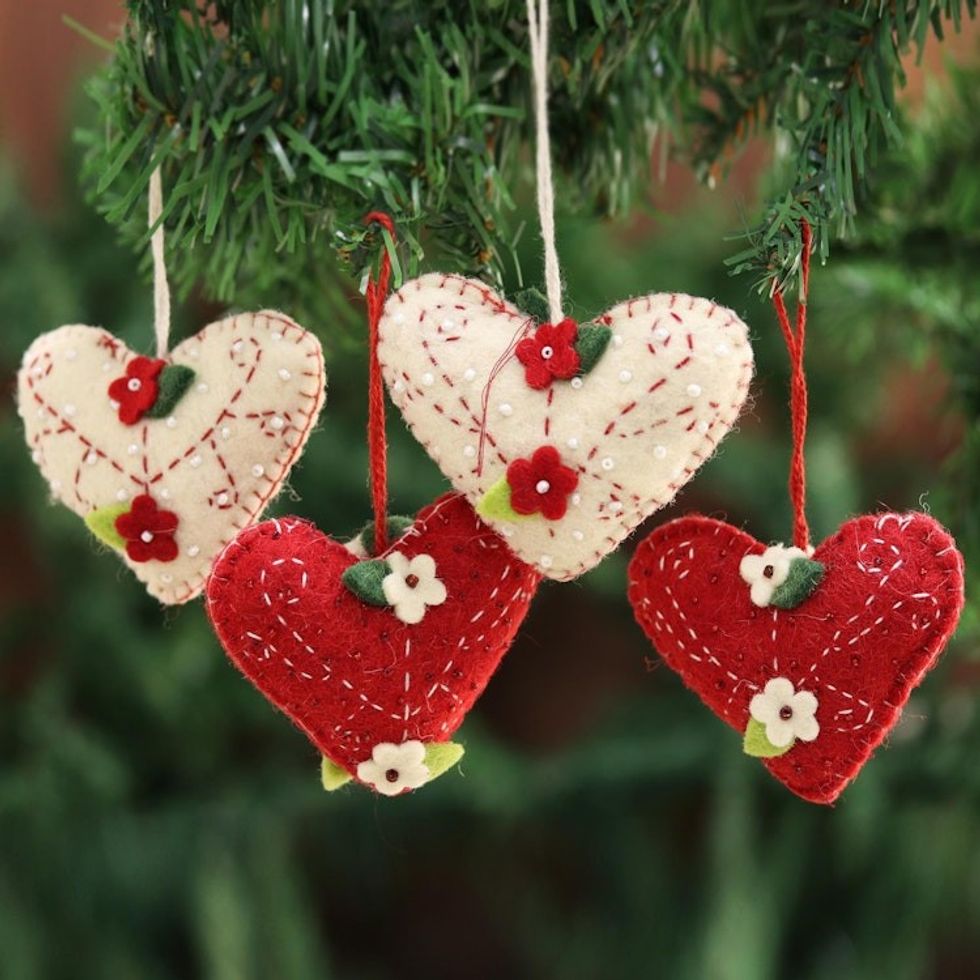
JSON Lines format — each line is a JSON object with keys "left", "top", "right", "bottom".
{"left": 2, "top": 17, "right": 979, "bottom": 980}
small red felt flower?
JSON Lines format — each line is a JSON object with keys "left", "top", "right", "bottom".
{"left": 515, "top": 318, "right": 580, "bottom": 390}
{"left": 115, "top": 494, "right": 179, "bottom": 562}
{"left": 507, "top": 446, "right": 579, "bottom": 520}
{"left": 108, "top": 356, "right": 166, "bottom": 425}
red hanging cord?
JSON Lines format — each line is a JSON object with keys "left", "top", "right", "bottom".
{"left": 773, "top": 221, "right": 812, "bottom": 551}
{"left": 771, "top": 219, "right": 813, "bottom": 552}
{"left": 362, "top": 211, "right": 395, "bottom": 556}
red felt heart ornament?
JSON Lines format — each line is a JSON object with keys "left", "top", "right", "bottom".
{"left": 206, "top": 493, "right": 540, "bottom": 794}
{"left": 627, "top": 512, "right": 964, "bottom": 804}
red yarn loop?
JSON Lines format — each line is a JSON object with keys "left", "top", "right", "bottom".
{"left": 771, "top": 220, "right": 813, "bottom": 552}
{"left": 363, "top": 212, "right": 396, "bottom": 555}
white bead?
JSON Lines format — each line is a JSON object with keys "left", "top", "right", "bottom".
{"left": 64, "top": 403, "right": 77, "bottom": 416}
{"left": 270, "top": 416, "right": 284, "bottom": 430}
{"left": 463, "top": 368, "right": 477, "bottom": 382}
{"left": 653, "top": 327, "right": 670, "bottom": 341}
{"left": 393, "top": 312, "right": 405, "bottom": 324}
{"left": 32, "top": 366, "right": 44, "bottom": 378}
{"left": 539, "top": 555, "right": 554, "bottom": 569}
{"left": 116, "top": 489, "right": 129, "bottom": 502}
{"left": 535, "top": 480, "right": 551, "bottom": 494}
{"left": 140, "top": 531, "right": 154, "bottom": 543}
{"left": 463, "top": 445, "right": 476, "bottom": 458}
{"left": 541, "top": 345, "right": 554, "bottom": 359}
{"left": 189, "top": 455, "right": 202, "bottom": 468}
{"left": 571, "top": 493, "right": 582, "bottom": 506}
{"left": 393, "top": 379, "right": 405, "bottom": 393}
{"left": 696, "top": 420, "right": 710, "bottom": 434}
{"left": 442, "top": 318, "right": 456, "bottom": 330}
{"left": 232, "top": 340, "right": 244, "bottom": 353}
{"left": 196, "top": 382, "right": 208, "bottom": 393}
{"left": 277, "top": 368, "right": 291, "bottom": 381}
{"left": 216, "top": 492, "right": 229, "bottom": 505}
{"left": 51, "top": 479, "right": 62, "bottom": 492}
{"left": 570, "top": 377, "right": 584, "bottom": 389}
{"left": 498, "top": 402, "right": 513, "bottom": 417}
{"left": 85, "top": 451, "right": 98, "bottom": 465}
{"left": 159, "top": 488, "right": 170, "bottom": 499}
{"left": 572, "top": 529, "right": 584, "bottom": 541}
{"left": 187, "top": 545, "right": 200, "bottom": 558}
{"left": 187, "top": 347, "right": 199, "bottom": 359}
{"left": 567, "top": 437, "right": 579, "bottom": 449}
{"left": 601, "top": 457, "right": 615, "bottom": 471}
{"left": 715, "top": 343, "right": 730, "bottom": 357}
{"left": 37, "top": 407, "right": 46, "bottom": 419}
{"left": 499, "top": 524, "right": 514, "bottom": 538}
{"left": 619, "top": 370, "right": 633, "bottom": 383}
{"left": 221, "top": 426, "right": 232, "bottom": 439}
{"left": 613, "top": 334, "right": 624, "bottom": 348}
{"left": 252, "top": 464, "right": 265, "bottom": 477}
{"left": 654, "top": 445, "right": 668, "bottom": 459}
{"left": 271, "top": 331, "right": 283, "bottom": 341}
{"left": 421, "top": 372, "right": 435, "bottom": 386}
{"left": 101, "top": 362, "right": 112, "bottom": 372}
{"left": 687, "top": 383, "right": 702, "bottom": 397}
{"left": 31, "top": 450, "right": 41, "bottom": 463}
{"left": 609, "top": 500, "right": 624, "bottom": 513}
{"left": 127, "top": 443, "right": 140, "bottom": 455}
{"left": 166, "top": 416, "right": 177, "bottom": 428}
{"left": 109, "top": 400, "right": 120, "bottom": 411}
{"left": 66, "top": 349, "right": 77, "bottom": 361}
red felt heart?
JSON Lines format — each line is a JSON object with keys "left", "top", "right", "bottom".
{"left": 628, "top": 512, "right": 965, "bottom": 804}
{"left": 206, "top": 493, "right": 539, "bottom": 790}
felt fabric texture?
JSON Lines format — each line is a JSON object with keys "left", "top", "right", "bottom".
{"left": 17, "top": 311, "right": 325, "bottom": 604}
{"left": 378, "top": 274, "right": 753, "bottom": 580}
{"left": 627, "top": 512, "right": 965, "bottom": 804}
{"left": 206, "top": 493, "right": 540, "bottom": 791}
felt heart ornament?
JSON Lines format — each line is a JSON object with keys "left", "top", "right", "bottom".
{"left": 17, "top": 311, "right": 325, "bottom": 604}
{"left": 378, "top": 275, "right": 753, "bottom": 580}
{"left": 627, "top": 512, "right": 965, "bottom": 804}
{"left": 205, "top": 492, "right": 540, "bottom": 795}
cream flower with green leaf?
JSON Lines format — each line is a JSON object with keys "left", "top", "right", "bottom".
{"left": 739, "top": 544, "right": 809, "bottom": 607}
{"left": 356, "top": 740, "right": 431, "bottom": 796}
{"left": 382, "top": 551, "right": 447, "bottom": 624}
{"left": 749, "top": 677, "right": 820, "bottom": 749}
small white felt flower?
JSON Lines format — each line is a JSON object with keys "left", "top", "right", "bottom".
{"left": 356, "top": 740, "right": 431, "bottom": 796}
{"left": 749, "top": 677, "right": 820, "bottom": 749}
{"left": 739, "top": 544, "right": 808, "bottom": 607}
{"left": 382, "top": 551, "right": 447, "bottom": 624}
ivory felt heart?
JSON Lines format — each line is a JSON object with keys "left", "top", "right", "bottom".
{"left": 378, "top": 275, "right": 753, "bottom": 580}
{"left": 17, "top": 312, "right": 325, "bottom": 604}
{"left": 205, "top": 493, "right": 540, "bottom": 794}
{"left": 627, "top": 512, "right": 965, "bottom": 804}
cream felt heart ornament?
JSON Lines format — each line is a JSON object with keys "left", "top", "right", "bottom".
{"left": 378, "top": 274, "right": 753, "bottom": 579}
{"left": 17, "top": 311, "right": 325, "bottom": 604}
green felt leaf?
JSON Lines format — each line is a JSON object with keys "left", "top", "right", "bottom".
{"left": 144, "top": 364, "right": 196, "bottom": 419}
{"left": 84, "top": 502, "right": 131, "bottom": 550}
{"left": 742, "top": 718, "right": 793, "bottom": 758}
{"left": 575, "top": 324, "right": 612, "bottom": 375}
{"left": 424, "top": 741, "right": 465, "bottom": 781}
{"left": 341, "top": 558, "right": 392, "bottom": 606}
{"left": 355, "top": 515, "right": 414, "bottom": 557}
{"left": 320, "top": 756, "right": 353, "bottom": 791}
{"left": 770, "top": 557, "right": 826, "bottom": 609}
{"left": 477, "top": 476, "right": 523, "bottom": 523}
{"left": 514, "top": 286, "right": 549, "bottom": 324}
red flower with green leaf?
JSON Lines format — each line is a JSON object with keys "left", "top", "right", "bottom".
{"left": 108, "top": 357, "right": 166, "bottom": 424}
{"left": 115, "top": 494, "right": 179, "bottom": 562}
{"left": 506, "top": 446, "right": 579, "bottom": 520}
{"left": 515, "top": 318, "right": 580, "bottom": 390}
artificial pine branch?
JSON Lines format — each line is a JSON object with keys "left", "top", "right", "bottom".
{"left": 76, "top": 0, "right": 974, "bottom": 318}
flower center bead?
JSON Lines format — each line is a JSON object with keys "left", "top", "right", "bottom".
{"left": 127, "top": 378, "right": 142, "bottom": 392}
{"left": 763, "top": 564, "right": 775, "bottom": 578}
{"left": 535, "top": 480, "right": 551, "bottom": 494}
{"left": 779, "top": 705, "right": 793, "bottom": 720}
{"left": 385, "top": 768, "right": 400, "bottom": 783}
{"left": 405, "top": 574, "right": 420, "bottom": 589}
{"left": 140, "top": 531, "right": 154, "bottom": 543}
{"left": 540, "top": 345, "right": 554, "bottom": 360}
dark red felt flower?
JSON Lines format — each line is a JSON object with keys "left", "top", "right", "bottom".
{"left": 108, "top": 356, "right": 166, "bottom": 425}
{"left": 115, "top": 494, "right": 179, "bottom": 562}
{"left": 507, "top": 446, "right": 579, "bottom": 520}
{"left": 515, "top": 318, "right": 580, "bottom": 390}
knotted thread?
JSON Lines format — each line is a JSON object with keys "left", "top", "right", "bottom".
{"left": 363, "top": 212, "right": 396, "bottom": 555}
{"left": 771, "top": 220, "right": 813, "bottom": 552}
